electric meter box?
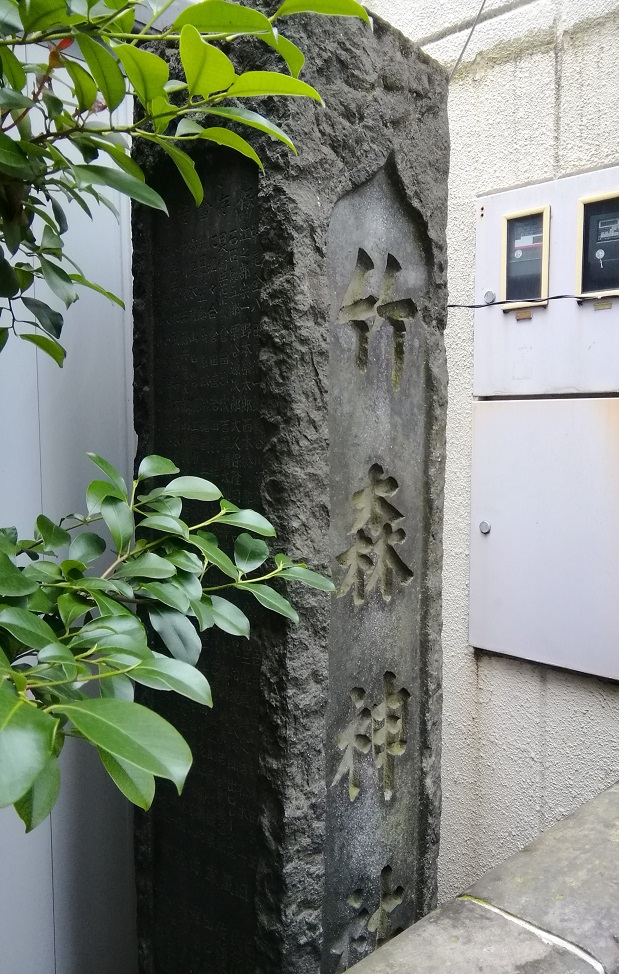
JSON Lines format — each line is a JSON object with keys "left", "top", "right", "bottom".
{"left": 474, "top": 164, "right": 619, "bottom": 397}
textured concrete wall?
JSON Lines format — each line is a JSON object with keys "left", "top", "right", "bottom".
{"left": 368, "top": 0, "right": 619, "bottom": 901}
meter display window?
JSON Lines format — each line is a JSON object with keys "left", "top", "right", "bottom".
{"left": 505, "top": 212, "right": 545, "bottom": 302}
{"left": 581, "top": 196, "right": 619, "bottom": 294}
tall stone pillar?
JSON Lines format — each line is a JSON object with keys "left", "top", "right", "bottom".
{"left": 133, "top": 14, "right": 448, "bottom": 974}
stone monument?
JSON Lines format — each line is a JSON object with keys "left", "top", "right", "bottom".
{"left": 133, "top": 13, "right": 448, "bottom": 974}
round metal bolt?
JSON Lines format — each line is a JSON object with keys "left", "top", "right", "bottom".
{"left": 479, "top": 520, "right": 491, "bottom": 535}
{"left": 484, "top": 291, "right": 496, "bottom": 305}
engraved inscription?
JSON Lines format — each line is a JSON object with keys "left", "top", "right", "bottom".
{"left": 336, "top": 464, "right": 413, "bottom": 605}
{"left": 367, "top": 867, "right": 405, "bottom": 945}
{"left": 333, "top": 672, "right": 410, "bottom": 801}
{"left": 337, "top": 250, "right": 417, "bottom": 390}
{"left": 329, "top": 867, "right": 405, "bottom": 972}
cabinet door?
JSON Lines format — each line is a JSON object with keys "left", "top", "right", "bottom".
{"left": 470, "top": 397, "right": 619, "bottom": 680}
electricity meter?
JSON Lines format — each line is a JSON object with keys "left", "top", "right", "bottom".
{"left": 578, "top": 192, "right": 619, "bottom": 297}
{"left": 501, "top": 206, "right": 550, "bottom": 308}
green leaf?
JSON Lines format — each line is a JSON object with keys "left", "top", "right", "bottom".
{"left": 86, "top": 452, "right": 127, "bottom": 496}
{"left": 86, "top": 479, "right": 124, "bottom": 514}
{"left": 168, "top": 569, "right": 202, "bottom": 602}
{"left": 38, "top": 643, "right": 79, "bottom": 665}
{"left": 173, "top": 0, "right": 273, "bottom": 35}
{"left": 0, "top": 131, "right": 38, "bottom": 180}
{"left": 140, "top": 581, "right": 190, "bottom": 614}
{"left": 113, "top": 43, "right": 169, "bottom": 109}
{"left": 69, "top": 273, "right": 125, "bottom": 308}
{"left": 0, "top": 526, "right": 18, "bottom": 556}
{"left": 0, "top": 258, "right": 19, "bottom": 297}
{"left": 25, "top": 588, "right": 57, "bottom": 615}
{"left": 0, "top": 608, "right": 59, "bottom": 649}
{"left": 0, "top": 88, "right": 32, "bottom": 111}
{"left": 41, "top": 91, "right": 64, "bottom": 120}
{"left": 191, "top": 532, "right": 238, "bottom": 579}
{"left": 98, "top": 748, "right": 154, "bottom": 808}
{"left": 142, "top": 496, "right": 182, "bottom": 518}
{"left": 261, "top": 33, "right": 305, "bottom": 78}
{"left": 57, "top": 592, "right": 91, "bottom": 628}
{"left": 209, "top": 595, "right": 250, "bottom": 638}
{"left": 204, "top": 106, "right": 296, "bottom": 153}
{"left": 189, "top": 595, "right": 214, "bottom": 631}
{"left": 137, "top": 455, "right": 179, "bottom": 480}
{"left": 142, "top": 135, "right": 203, "bottom": 206}
{"left": 116, "top": 552, "right": 176, "bottom": 579}
{"left": 51, "top": 197, "right": 68, "bottom": 235}
{"left": 69, "top": 532, "right": 106, "bottom": 564}
{"left": 220, "top": 509, "right": 275, "bottom": 536}
{"left": 195, "top": 126, "right": 263, "bottom": 169}
{"left": 14, "top": 755, "right": 60, "bottom": 831}
{"left": 89, "top": 591, "right": 133, "bottom": 619}
{"left": 162, "top": 476, "right": 221, "bottom": 502}
{"left": 36, "top": 515, "right": 70, "bottom": 551}
{"left": 72, "top": 165, "right": 168, "bottom": 213}
{"left": 22, "top": 297, "right": 64, "bottom": 339}
{"left": 20, "top": 334, "right": 66, "bottom": 367}
{"left": 150, "top": 93, "right": 177, "bottom": 135}
{"left": 79, "top": 577, "right": 133, "bottom": 600}
{"left": 0, "top": 553, "right": 38, "bottom": 597}
{"left": 0, "top": 328, "right": 9, "bottom": 353}
{"left": 99, "top": 673, "right": 134, "bottom": 700}
{"left": 52, "top": 698, "right": 192, "bottom": 793}
{"left": 0, "top": 47, "right": 26, "bottom": 90}
{"left": 38, "top": 256, "right": 77, "bottom": 307}
{"left": 149, "top": 607, "right": 202, "bottom": 665}
{"left": 279, "top": 566, "right": 335, "bottom": 591}
{"left": 0, "top": 682, "right": 57, "bottom": 807}
{"left": 85, "top": 136, "right": 145, "bottom": 181}
{"left": 22, "top": 561, "right": 61, "bottom": 583}
{"left": 138, "top": 515, "right": 189, "bottom": 539}
{"left": 272, "top": 0, "right": 370, "bottom": 22}
{"left": 163, "top": 549, "right": 202, "bottom": 573}
{"left": 238, "top": 582, "right": 299, "bottom": 622}
{"left": 132, "top": 657, "right": 212, "bottom": 706}
{"left": 64, "top": 58, "right": 98, "bottom": 113}
{"left": 234, "top": 533, "right": 269, "bottom": 573}
{"left": 180, "top": 24, "right": 235, "bottom": 97}
{"left": 21, "top": 0, "right": 81, "bottom": 31}
{"left": 226, "top": 70, "right": 323, "bottom": 104}
{"left": 101, "top": 497, "right": 134, "bottom": 553}
{"left": 77, "top": 34, "right": 126, "bottom": 112}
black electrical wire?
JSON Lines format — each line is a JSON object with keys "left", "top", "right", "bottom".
{"left": 448, "top": 294, "right": 585, "bottom": 309}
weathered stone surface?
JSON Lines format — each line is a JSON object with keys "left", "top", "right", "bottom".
{"left": 133, "top": 12, "right": 448, "bottom": 974}
{"left": 469, "top": 782, "right": 619, "bottom": 973}
{"left": 347, "top": 897, "right": 596, "bottom": 974}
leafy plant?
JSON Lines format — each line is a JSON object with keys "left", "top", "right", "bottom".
{"left": 0, "top": 452, "right": 334, "bottom": 830}
{"left": 0, "top": 0, "right": 370, "bottom": 830}
{"left": 0, "top": 0, "right": 369, "bottom": 365}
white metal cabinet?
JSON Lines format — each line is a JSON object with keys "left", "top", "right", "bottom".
{"left": 474, "top": 164, "right": 619, "bottom": 397}
{"left": 469, "top": 397, "right": 619, "bottom": 680}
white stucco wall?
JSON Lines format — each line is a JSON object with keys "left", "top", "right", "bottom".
{"left": 368, "top": 0, "right": 619, "bottom": 901}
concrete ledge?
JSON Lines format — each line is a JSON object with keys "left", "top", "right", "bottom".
{"left": 349, "top": 783, "right": 619, "bottom": 973}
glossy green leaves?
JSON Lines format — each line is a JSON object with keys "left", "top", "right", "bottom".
{"left": 180, "top": 25, "right": 235, "bottom": 98}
